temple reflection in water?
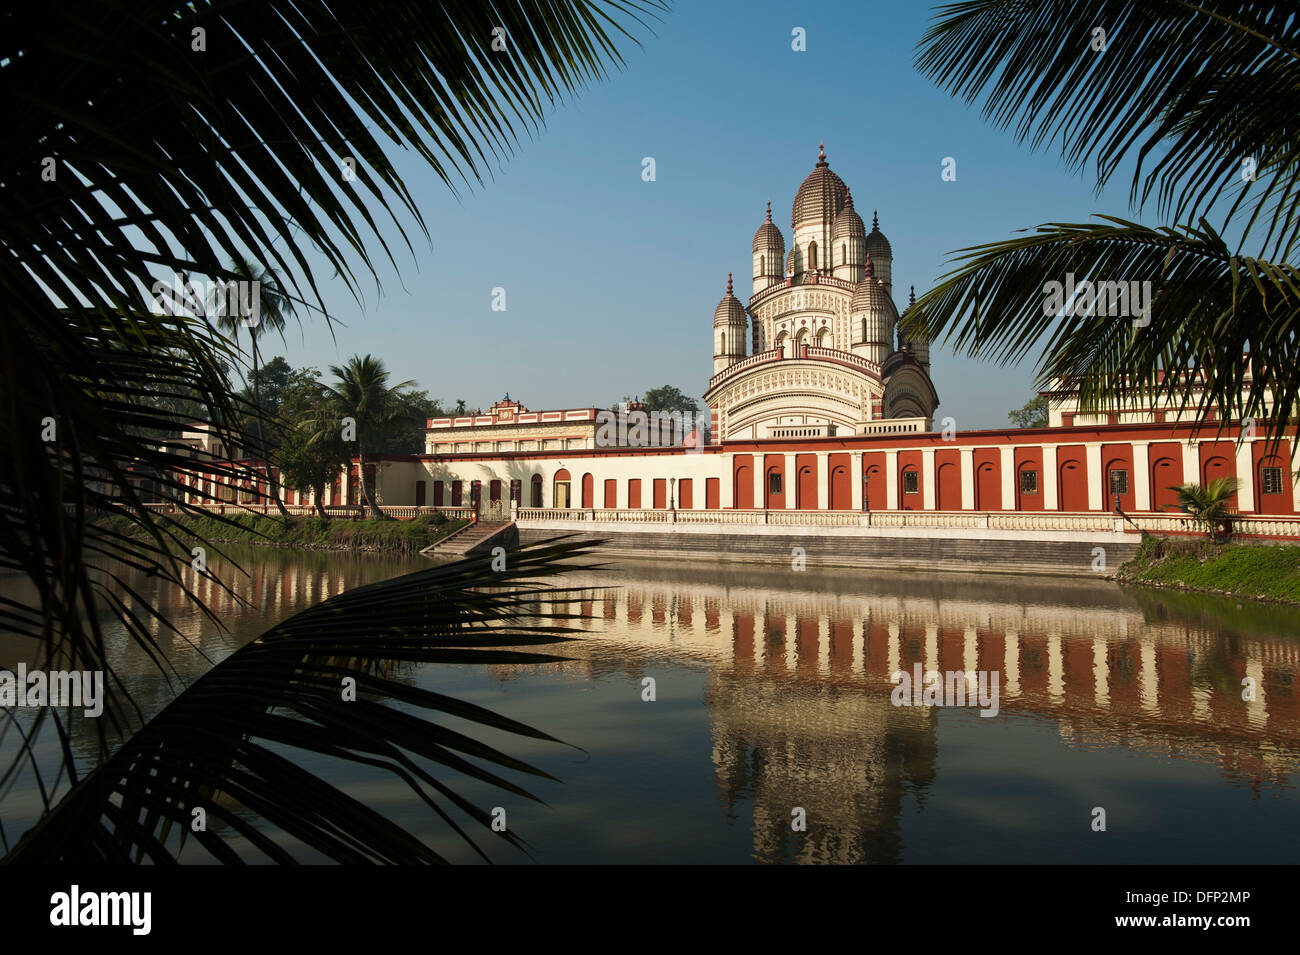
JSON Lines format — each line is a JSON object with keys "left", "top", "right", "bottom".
{"left": 503, "top": 563, "right": 1300, "bottom": 863}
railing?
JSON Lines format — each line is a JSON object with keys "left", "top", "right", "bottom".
{"left": 515, "top": 507, "right": 1300, "bottom": 537}
{"left": 139, "top": 502, "right": 476, "bottom": 522}
{"left": 707, "top": 345, "right": 883, "bottom": 392}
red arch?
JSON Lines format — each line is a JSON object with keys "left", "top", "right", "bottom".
{"left": 733, "top": 457, "right": 754, "bottom": 509}
{"left": 1058, "top": 454, "right": 1088, "bottom": 511}
{"left": 581, "top": 473, "right": 594, "bottom": 508}
{"left": 936, "top": 461, "right": 960, "bottom": 511}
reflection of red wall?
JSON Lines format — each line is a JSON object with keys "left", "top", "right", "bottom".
{"left": 974, "top": 449, "right": 1001, "bottom": 510}
{"left": 628, "top": 478, "right": 641, "bottom": 509}
{"left": 1148, "top": 442, "right": 1182, "bottom": 512}
{"left": 1253, "top": 442, "right": 1293, "bottom": 514}
{"left": 604, "top": 479, "right": 617, "bottom": 508}
{"left": 898, "top": 450, "right": 923, "bottom": 510}
{"left": 764, "top": 453, "right": 785, "bottom": 509}
{"left": 679, "top": 478, "right": 693, "bottom": 509}
{"left": 936, "top": 449, "right": 961, "bottom": 510}
{"left": 863, "top": 452, "right": 886, "bottom": 510}
{"left": 653, "top": 478, "right": 667, "bottom": 509}
{"left": 1057, "top": 445, "right": 1088, "bottom": 510}
{"left": 706, "top": 477, "right": 720, "bottom": 509}
{"left": 1014, "top": 447, "right": 1044, "bottom": 511}
{"left": 733, "top": 455, "right": 754, "bottom": 509}
{"left": 796, "top": 453, "right": 817, "bottom": 509}
{"left": 829, "top": 453, "right": 851, "bottom": 509}
{"left": 1199, "top": 441, "right": 1237, "bottom": 507}
{"left": 1101, "top": 444, "right": 1135, "bottom": 512}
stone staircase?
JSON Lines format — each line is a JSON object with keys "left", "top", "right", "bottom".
{"left": 422, "top": 521, "right": 518, "bottom": 558}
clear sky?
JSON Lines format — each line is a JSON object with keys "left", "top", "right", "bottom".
{"left": 259, "top": 0, "right": 1132, "bottom": 430}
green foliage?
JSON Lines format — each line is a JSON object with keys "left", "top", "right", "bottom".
{"left": 909, "top": 2, "right": 1300, "bottom": 451}
{"left": 2, "top": 0, "right": 661, "bottom": 863}
{"left": 1171, "top": 477, "right": 1241, "bottom": 538}
{"left": 1121, "top": 541, "right": 1300, "bottom": 603}
{"left": 1008, "top": 395, "right": 1049, "bottom": 428}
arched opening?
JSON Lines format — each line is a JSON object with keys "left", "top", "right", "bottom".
{"left": 553, "top": 468, "right": 572, "bottom": 508}
{"left": 841, "top": 242, "right": 847, "bottom": 265}
{"left": 1058, "top": 458, "right": 1087, "bottom": 510}
{"left": 720, "top": 331, "right": 726, "bottom": 354}
{"left": 794, "top": 328, "right": 809, "bottom": 355}
{"left": 808, "top": 241, "right": 818, "bottom": 271}
{"left": 976, "top": 463, "right": 998, "bottom": 511}
{"left": 829, "top": 462, "right": 850, "bottom": 510}
{"left": 775, "top": 330, "right": 789, "bottom": 358}
{"left": 936, "top": 462, "right": 960, "bottom": 511}
{"left": 734, "top": 462, "right": 754, "bottom": 509}
{"left": 760, "top": 254, "right": 765, "bottom": 274}
{"left": 816, "top": 326, "right": 830, "bottom": 347}
{"left": 1150, "top": 457, "right": 1180, "bottom": 511}
{"left": 796, "top": 464, "right": 816, "bottom": 510}
{"left": 529, "top": 473, "right": 543, "bottom": 508}
{"left": 581, "top": 472, "right": 594, "bottom": 508}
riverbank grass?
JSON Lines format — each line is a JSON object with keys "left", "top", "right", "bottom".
{"left": 100, "top": 512, "right": 469, "bottom": 555}
{"left": 1118, "top": 534, "right": 1300, "bottom": 603}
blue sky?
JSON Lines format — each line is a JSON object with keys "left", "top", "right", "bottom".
{"left": 260, "top": 0, "right": 1137, "bottom": 430}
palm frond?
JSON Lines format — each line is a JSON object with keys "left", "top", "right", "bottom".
{"left": 4, "top": 538, "right": 607, "bottom": 864}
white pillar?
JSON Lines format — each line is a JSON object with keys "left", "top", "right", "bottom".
{"left": 921, "top": 448, "right": 936, "bottom": 510}
{"left": 1235, "top": 441, "right": 1255, "bottom": 512}
{"left": 1086, "top": 443, "right": 1103, "bottom": 510}
{"left": 1133, "top": 442, "right": 1151, "bottom": 511}
{"left": 885, "top": 450, "right": 899, "bottom": 510}
{"left": 754, "top": 458, "right": 765, "bottom": 510}
{"left": 785, "top": 453, "right": 797, "bottom": 509}
{"left": 851, "top": 452, "right": 864, "bottom": 510}
{"left": 1182, "top": 440, "right": 1199, "bottom": 490}
{"left": 722, "top": 456, "right": 734, "bottom": 508}
{"left": 1042, "top": 445, "right": 1058, "bottom": 510}
{"left": 816, "top": 452, "right": 829, "bottom": 509}
{"left": 960, "top": 447, "right": 975, "bottom": 510}
{"left": 999, "top": 446, "right": 1015, "bottom": 510}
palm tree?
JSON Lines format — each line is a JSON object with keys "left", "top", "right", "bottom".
{"left": 215, "top": 258, "right": 296, "bottom": 516}
{"left": 908, "top": 2, "right": 1299, "bottom": 453}
{"left": 1172, "top": 477, "right": 1242, "bottom": 541}
{"left": 1, "top": 0, "right": 662, "bottom": 862}
{"left": 324, "top": 355, "right": 416, "bottom": 519}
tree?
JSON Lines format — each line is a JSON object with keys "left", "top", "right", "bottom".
{"left": 1008, "top": 396, "right": 1049, "bottom": 429}
{"left": 372, "top": 388, "right": 447, "bottom": 454}
{"left": 273, "top": 369, "right": 351, "bottom": 518}
{"left": 215, "top": 259, "right": 296, "bottom": 516}
{"left": 324, "top": 354, "right": 416, "bottom": 519}
{"left": 2, "top": 0, "right": 659, "bottom": 863}
{"left": 1171, "top": 478, "right": 1242, "bottom": 541}
{"left": 908, "top": 3, "right": 1299, "bottom": 453}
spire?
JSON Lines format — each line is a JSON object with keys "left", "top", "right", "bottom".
{"left": 726, "top": 272, "right": 733, "bottom": 296}
{"left": 765, "top": 200, "right": 772, "bottom": 223}
{"left": 909, "top": 285, "right": 916, "bottom": 307}
{"left": 816, "top": 140, "right": 827, "bottom": 166}
{"left": 844, "top": 186, "right": 854, "bottom": 209}
{"left": 865, "top": 252, "right": 874, "bottom": 279}
{"left": 873, "top": 209, "right": 879, "bottom": 230}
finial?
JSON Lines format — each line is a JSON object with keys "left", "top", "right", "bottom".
{"left": 865, "top": 252, "right": 874, "bottom": 279}
{"left": 726, "top": 272, "right": 733, "bottom": 296}
{"left": 909, "top": 285, "right": 916, "bottom": 306}
{"left": 765, "top": 200, "right": 772, "bottom": 223}
{"left": 817, "top": 140, "right": 826, "bottom": 165}
{"left": 873, "top": 210, "right": 879, "bottom": 230}
{"left": 844, "top": 186, "right": 853, "bottom": 208}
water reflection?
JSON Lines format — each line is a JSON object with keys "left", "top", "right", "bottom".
{"left": 488, "top": 563, "right": 1300, "bottom": 863}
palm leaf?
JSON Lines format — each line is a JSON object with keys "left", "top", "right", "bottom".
{"left": 4, "top": 538, "right": 607, "bottom": 864}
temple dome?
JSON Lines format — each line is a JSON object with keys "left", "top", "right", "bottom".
{"left": 792, "top": 142, "right": 847, "bottom": 229}
{"left": 713, "top": 273, "right": 747, "bottom": 325}
{"left": 752, "top": 201, "right": 785, "bottom": 253}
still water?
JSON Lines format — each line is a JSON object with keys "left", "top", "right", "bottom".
{"left": 10, "top": 545, "right": 1300, "bottom": 863}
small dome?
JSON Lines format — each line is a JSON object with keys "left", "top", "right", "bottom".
{"left": 865, "top": 210, "right": 892, "bottom": 258}
{"left": 831, "top": 187, "right": 865, "bottom": 241}
{"left": 851, "top": 256, "right": 896, "bottom": 314}
{"left": 714, "top": 273, "right": 747, "bottom": 325}
{"left": 792, "top": 142, "right": 847, "bottom": 229}
{"left": 752, "top": 200, "right": 785, "bottom": 253}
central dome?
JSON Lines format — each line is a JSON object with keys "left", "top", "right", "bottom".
{"left": 792, "top": 142, "right": 847, "bottom": 230}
